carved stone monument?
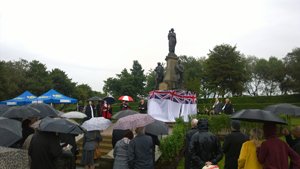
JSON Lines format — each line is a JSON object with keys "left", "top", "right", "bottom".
{"left": 160, "top": 28, "right": 178, "bottom": 89}
{"left": 155, "top": 28, "right": 183, "bottom": 90}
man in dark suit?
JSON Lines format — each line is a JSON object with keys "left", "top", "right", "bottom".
{"left": 222, "top": 98, "right": 234, "bottom": 114}
{"left": 84, "top": 101, "right": 95, "bottom": 120}
{"left": 223, "top": 120, "right": 248, "bottom": 169}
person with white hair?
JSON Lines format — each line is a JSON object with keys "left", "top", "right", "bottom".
{"left": 185, "top": 118, "right": 199, "bottom": 169}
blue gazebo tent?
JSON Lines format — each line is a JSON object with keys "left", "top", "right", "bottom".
{"left": 32, "top": 89, "right": 77, "bottom": 104}
{"left": 0, "top": 91, "right": 37, "bottom": 106}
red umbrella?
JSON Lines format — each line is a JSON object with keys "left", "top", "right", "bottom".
{"left": 118, "top": 95, "right": 134, "bottom": 102}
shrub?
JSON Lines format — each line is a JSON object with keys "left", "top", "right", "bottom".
{"left": 159, "top": 118, "right": 186, "bottom": 162}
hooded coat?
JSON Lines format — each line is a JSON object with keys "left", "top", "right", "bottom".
{"left": 189, "top": 120, "right": 223, "bottom": 169}
{"left": 257, "top": 123, "right": 300, "bottom": 169}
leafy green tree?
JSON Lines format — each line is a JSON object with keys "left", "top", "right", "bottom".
{"left": 25, "top": 60, "right": 53, "bottom": 95}
{"left": 263, "top": 57, "right": 285, "bottom": 95}
{"left": 103, "top": 61, "right": 146, "bottom": 100}
{"left": 144, "top": 69, "right": 156, "bottom": 93}
{"left": 73, "top": 84, "right": 93, "bottom": 103}
{"left": 245, "top": 56, "right": 264, "bottom": 96}
{"left": 179, "top": 55, "right": 206, "bottom": 96}
{"left": 205, "top": 44, "right": 249, "bottom": 97}
{"left": 130, "top": 60, "right": 146, "bottom": 97}
{"left": 284, "top": 47, "right": 300, "bottom": 93}
{"left": 0, "top": 59, "right": 29, "bottom": 100}
{"left": 49, "top": 68, "right": 76, "bottom": 96}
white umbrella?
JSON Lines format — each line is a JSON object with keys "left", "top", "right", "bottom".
{"left": 61, "top": 111, "right": 87, "bottom": 119}
{"left": 81, "top": 117, "right": 112, "bottom": 131}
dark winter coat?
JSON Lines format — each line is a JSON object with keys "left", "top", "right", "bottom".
{"left": 189, "top": 122, "right": 223, "bottom": 169}
{"left": 28, "top": 131, "right": 62, "bottom": 169}
{"left": 185, "top": 127, "right": 199, "bottom": 169}
{"left": 223, "top": 130, "right": 248, "bottom": 169}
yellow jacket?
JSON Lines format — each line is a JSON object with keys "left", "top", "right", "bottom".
{"left": 238, "top": 140, "right": 263, "bottom": 169}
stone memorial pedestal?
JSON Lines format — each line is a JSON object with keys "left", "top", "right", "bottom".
{"left": 162, "top": 53, "right": 178, "bottom": 90}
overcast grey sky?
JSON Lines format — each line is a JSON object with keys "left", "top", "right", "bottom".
{"left": 1, "top": 0, "right": 300, "bottom": 92}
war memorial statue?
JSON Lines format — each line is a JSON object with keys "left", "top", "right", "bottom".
{"left": 154, "top": 62, "right": 164, "bottom": 90}
{"left": 168, "top": 28, "right": 177, "bottom": 54}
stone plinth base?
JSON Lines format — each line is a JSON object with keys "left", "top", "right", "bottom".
{"left": 163, "top": 53, "right": 178, "bottom": 90}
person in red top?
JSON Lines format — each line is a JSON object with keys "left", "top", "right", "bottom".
{"left": 256, "top": 123, "right": 300, "bottom": 169}
{"left": 101, "top": 101, "right": 112, "bottom": 119}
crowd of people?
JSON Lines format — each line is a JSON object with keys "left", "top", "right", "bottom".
{"left": 7, "top": 97, "right": 300, "bottom": 169}
{"left": 184, "top": 118, "right": 300, "bottom": 169}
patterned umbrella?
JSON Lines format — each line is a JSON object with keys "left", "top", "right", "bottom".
{"left": 118, "top": 95, "right": 134, "bottom": 102}
{"left": 81, "top": 117, "right": 112, "bottom": 131}
{"left": 113, "top": 114, "right": 155, "bottom": 130}
{"left": 112, "top": 110, "right": 139, "bottom": 120}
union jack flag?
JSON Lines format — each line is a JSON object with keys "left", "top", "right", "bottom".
{"left": 148, "top": 90, "right": 196, "bottom": 104}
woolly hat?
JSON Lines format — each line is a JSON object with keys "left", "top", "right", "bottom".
{"left": 231, "top": 120, "right": 241, "bottom": 130}
{"left": 197, "top": 119, "right": 209, "bottom": 131}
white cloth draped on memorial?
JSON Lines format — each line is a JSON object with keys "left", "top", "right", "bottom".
{"left": 148, "top": 90, "right": 197, "bottom": 122}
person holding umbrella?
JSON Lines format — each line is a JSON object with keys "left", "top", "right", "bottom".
{"left": 113, "top": 130, "right": 134, "bottom": 169}
{"left": 120, "top": 101, "right": 131, "bottom": 110}
{"left": 238, "top": 128, "right": 263, "bottom": 169}
{"left": 28, "top": 131, "right": 62, "bottom": 169}
{"left": 81, "top": 130, "right": 102, "bottom": 169}
{"left": 256, "top": 123, "right": 300, "bottom": 169}
{"left": 282, "top": 126, "right": 300, "bottom": 155}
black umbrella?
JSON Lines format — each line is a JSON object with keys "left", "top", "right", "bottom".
{"left": 231, "top": 109, "right": 287, "bottom": 125}
{"left": 38, "top": 117, "right": 84, "bottom": 134}
{"left": 0, "top": 117, "right": 22, "bottom": 146}
{"left": 0, "top": 105, "right": 9, "bottom": 116}
{"left": 28, "top": 103, "right": 59, "bottom": 118}
{"left": 103, "top": 96, "right": 115, "bottom": 104}
{"left": 264, "top": 103, "right": 300, "bottom": 116}
{"left": 2, "top": 106, "right": 41, "bottom": 119}
{"left": 112, "top": 110, "right": 139, "bottom": 119}
{"left": 88, "top": 96, "right": 103, "bottom": 101}
{"left": 145, "top": 119, "right": 169, "bottom": 136}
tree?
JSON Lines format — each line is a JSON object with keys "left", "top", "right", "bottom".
{"left": 263, "top": 57, "right": 285, "bottom": 95}
{"left": 205, "top": 44, "right": 249, "bottom": 97}
{"left": 284, "top": 47, "right": 300, "bottom": 93}
{"left": 0, "top": 59, "right": 29, "bottom": 100}
{"left": 73, "top": 84, "right": 93, "bottom": 103}
{"left": 244, "top": 56, "right": 264, "bottom": 96}
{"left": 25, "top": 60, "right": 53, "bottom": 95}
{"left": 144, "top": 69, "right": 156, "bottom": 93}
{"left": 130, "top": 60, "right": 146, "bottom": 97}
{"left": 49, "top": 68, "right": 76, "bottom": 96}
{"left": 103, "top": 61, "right": 147, "bottom": 100}
{"left": 179, "top": 55, "right": 206, "bottom": 96}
